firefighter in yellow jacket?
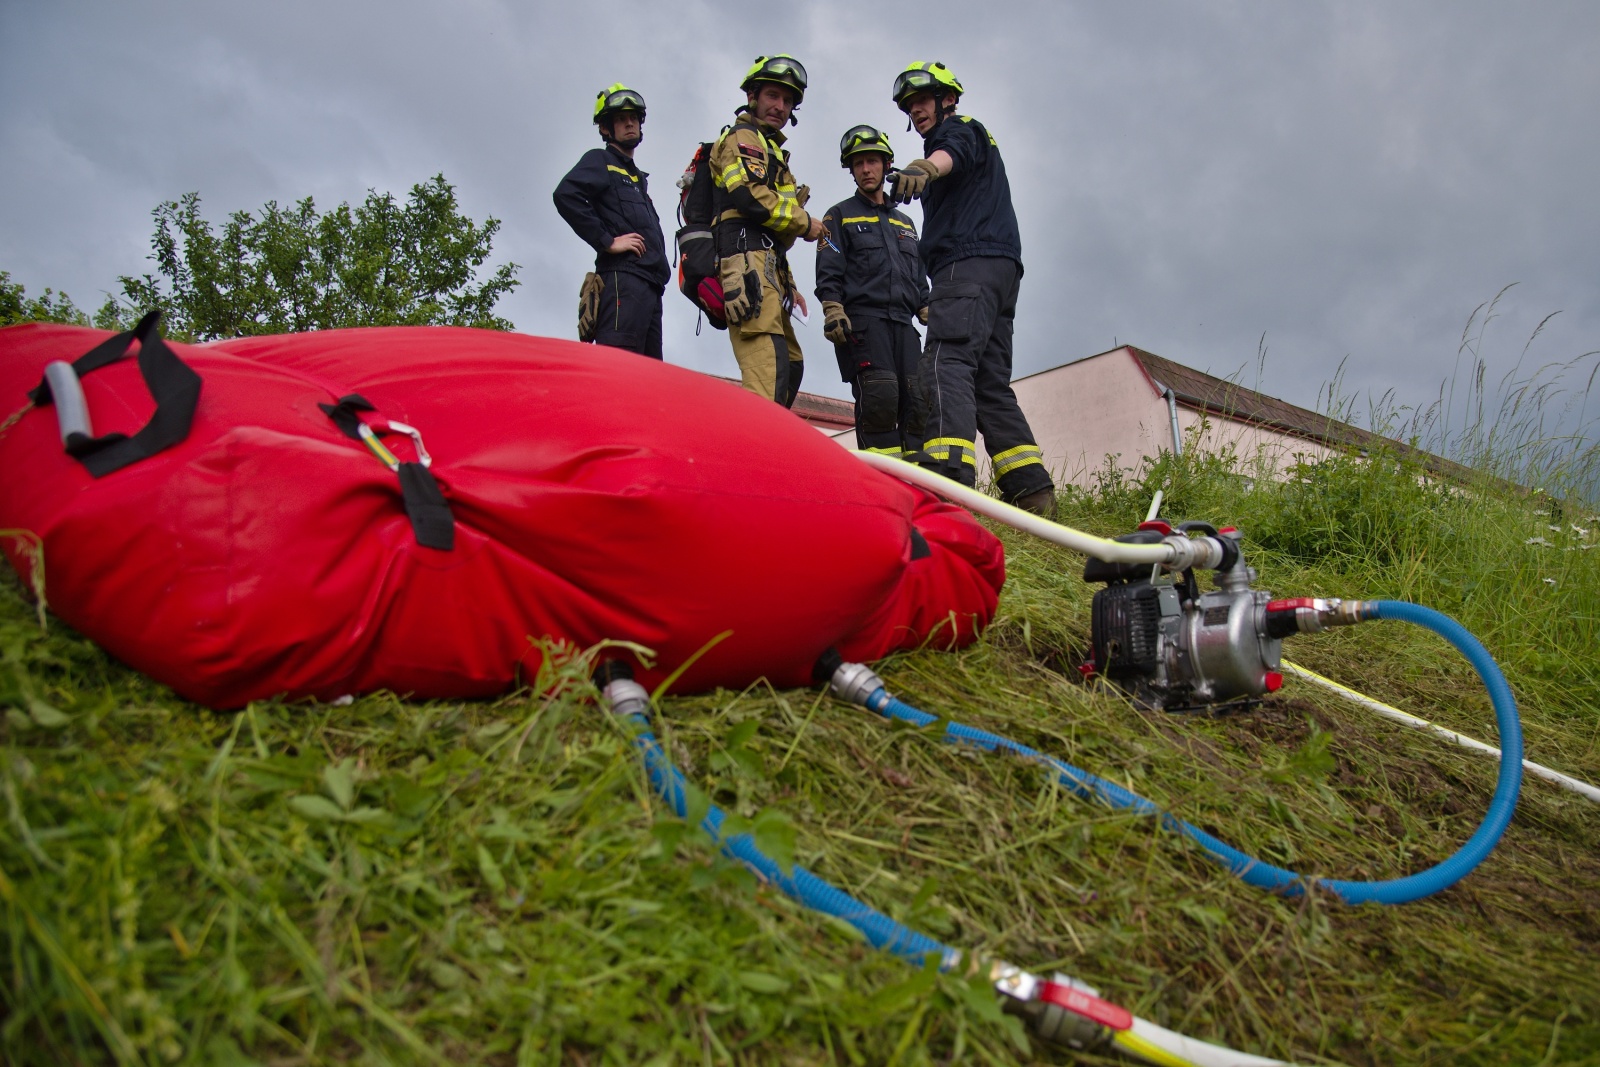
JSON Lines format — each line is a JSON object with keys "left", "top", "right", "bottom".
{"left": 711, "top": 55, "right": 830, "bottom": 406}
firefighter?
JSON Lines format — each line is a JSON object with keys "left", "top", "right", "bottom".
{"left": 553, "top": 83, "right": 670, "bottom": 359}
{"left": 815, "top": 125, "right": 929, "bottom": 455}
{"left": 711, "top": 55, "right": 830, "bottom": 406}
{"left": 888, "top": 62, "right": 1057, "bottom": 518}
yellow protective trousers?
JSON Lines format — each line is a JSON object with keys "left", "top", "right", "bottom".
{"left": 727, "top": 247, "right": 804, "bottom": 406}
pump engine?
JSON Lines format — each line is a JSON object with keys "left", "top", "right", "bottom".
{"left": 1082, "top": 521, "right": 1368, "bottom": 710}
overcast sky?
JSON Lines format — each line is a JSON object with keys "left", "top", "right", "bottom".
{"left": 3, "top": 1, "right": 1596, "bottom": 443}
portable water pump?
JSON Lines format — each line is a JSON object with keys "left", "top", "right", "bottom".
{"left": 1082, "top": 520, "right": 1370, "bottom": 710}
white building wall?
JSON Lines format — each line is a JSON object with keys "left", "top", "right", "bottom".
{"left": 1000, "top": 348, "right": 1338, "bottom": 488}
{"left": 823, "top": 347, "right": 1343, "bottom": 490}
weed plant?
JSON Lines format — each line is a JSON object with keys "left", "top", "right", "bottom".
{"left": 4, "top": 407, "right": 1599, "bottom": 1064}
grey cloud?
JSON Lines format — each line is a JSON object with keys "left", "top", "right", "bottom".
{"left": 3, "top": 1, "right": 1595, "bottom": 442}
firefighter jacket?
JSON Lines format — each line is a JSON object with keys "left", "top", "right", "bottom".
{"left": 815, "top": 192, "right": 929, "bottom": 325}
{"left": 711, "top": 116, "right": 813, "bottom": 255}
{"left": 918, "top": 115, "right": 1022, "bottom": 276}
{"left": 553, "top": 144, "right": 670, "bottom": 288}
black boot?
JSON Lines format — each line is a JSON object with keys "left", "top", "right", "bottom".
{"left": 1013, "top": 487, "right": 1056, "bottom": 520}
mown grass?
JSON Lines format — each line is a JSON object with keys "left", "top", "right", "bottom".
{"left": 4, "top": 435, "right": 1599, "bottom": 1066}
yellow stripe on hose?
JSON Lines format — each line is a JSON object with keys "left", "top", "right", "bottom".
{"left": 1112, "top": 1029, "right": 1202, "bottom": 1067}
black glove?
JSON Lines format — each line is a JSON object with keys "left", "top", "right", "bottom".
{"left": 822, "top": 301, "right": 852, "bottom": 345}
{"left": 721, "top": 258, "right": 761, "bottom": 325}
{"left": 890, "top": 159, "right": 939, "bottom": 204}
{"left": 577, "top": 272, "right": 602, "bottom": 342}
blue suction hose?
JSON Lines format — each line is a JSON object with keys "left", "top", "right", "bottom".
{"left": 598, "top": 672, "right": 961, "bottom": 968}
{"left": 600, "top": 675, "right": 1302, "bottom": 1064}
{"left": 850, "top": 601, "right": 1522, "bottom": 905}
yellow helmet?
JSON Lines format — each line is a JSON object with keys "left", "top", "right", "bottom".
{"left": 593, "top": 83, "right": 647, "bottom": 124}
{"left": 892, "top": 62, "right": 963, "bottom": 111}
{"left": 839, "top": 125, "right": 893, "bottom": 168}
{"left": 740, "top": 54, "right": 808, "bottom": 105}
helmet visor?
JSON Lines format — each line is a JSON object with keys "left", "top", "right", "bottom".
{"left": 894, "top": 65, "right": 961, "bottom": 108}
{"left": 839, "top": 124, "right": 882, "bottom": 154}
{"left": 753, "top": 55, "right": 808, "bottom": 89}
{"left": 839, "top": 125, "right": 891, "bottom": 164}
{"left": 893, "top": 69, "right": 938, "bottom": 105}
{"left": 599, "top": 88, "right": 647, "bottom": 116}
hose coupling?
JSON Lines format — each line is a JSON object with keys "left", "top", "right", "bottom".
{"left": 594, "top": 661, "right": 652, "bottom": 720}
{"left": 829, "top": 661, "right": 888, "bottom": 709}
{"left": 990, "top": 960, "right": 1039, "bottom": 1002}
{"left": 992, "top": 962, "right": 1123, "bottom": 1050}
{"left": 1160, "top": 533, "right": 1227, "bottom": 572}
{"left": 1264, "top": 597, "right": 1379, "bottom": 639}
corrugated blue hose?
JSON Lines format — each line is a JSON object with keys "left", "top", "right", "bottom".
{"left": 620, "top": 713, "right": 961, "bottom": 967}
{"left": 867, "top": 600, "right": 1522, "bottom": 904}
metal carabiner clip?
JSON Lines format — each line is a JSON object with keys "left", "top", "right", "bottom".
{"left": 384, "top": 420, "right": 433, "bottom": 468}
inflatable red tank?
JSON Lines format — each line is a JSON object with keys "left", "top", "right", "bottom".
{"left": 0, "top": 318, "right": 1004, "bottom": 708}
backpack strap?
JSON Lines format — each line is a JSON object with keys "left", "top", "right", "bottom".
{"left": 27, "top": 311, "right": 202, "bottom": 479}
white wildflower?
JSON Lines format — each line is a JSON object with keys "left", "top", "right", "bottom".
{"left": 1574, "top": 525, "right": 1591, "bottom": 537}
{"left": 1543, "top": 577, "right": 1557, "bottom": 586}
{"left": 1548, "top": 524, "right": 1562, "bottom": 532}
{"left": 1525, "top": 537, "right": 1553, "bottom": 547}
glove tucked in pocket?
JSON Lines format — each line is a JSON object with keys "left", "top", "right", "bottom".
{"left": 720, "top": 257, "right": 763, "bottom": 326}
{"left": 578, "top": 272, "right": 603, "bottom": 342}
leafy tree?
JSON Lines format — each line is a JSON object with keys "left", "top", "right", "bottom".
{"left": 112, "top": 174, "right": 520, "bottom": 340}
{"left": 0, "top": 270, "right": 123, "bottom": 328}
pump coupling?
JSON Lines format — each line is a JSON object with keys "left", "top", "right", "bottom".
{"left": 1160, "top": 532, "right": 1228, "bottom": 572}
{"left": 1263, "top": 597, "right": 1378, "bottom": 639}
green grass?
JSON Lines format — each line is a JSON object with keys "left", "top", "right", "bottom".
{"left": 4, "top": 440, "right": 1599, "bottom": 1066}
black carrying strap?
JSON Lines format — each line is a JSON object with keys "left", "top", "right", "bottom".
{"left": 27, "top": 311, "right": 202, "bottom": 478}
{"left": 396, "top": 463, "right": 455, "bottom": 552}
{"left": 318, "top": 394, "right": 456, "bottom": 552}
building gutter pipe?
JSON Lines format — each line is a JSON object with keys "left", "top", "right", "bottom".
{"left": 1159, "top": 382, "right": 1183, "bottom": 456}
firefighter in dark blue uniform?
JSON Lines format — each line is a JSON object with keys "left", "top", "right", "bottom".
{"left": 815, "top": 126, "right": 929, "bottom": 456}
{"left": 888, "top": 62, "right": 1056, "bottom": 517}
{"left": 553, "top": 83, "right": 670, "bottom": 359}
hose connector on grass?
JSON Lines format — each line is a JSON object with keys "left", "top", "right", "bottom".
{"left": 831, "top": 662, "right": 889, "bottom": 710}
{"left": 991, "top": 962, "right": 1121, "bottom": 1051}
{"left": 595, "top": 660, "right": 651, "bottom": 721}
{"left": 816, "top": 648, "right": 891, "bottom": 711}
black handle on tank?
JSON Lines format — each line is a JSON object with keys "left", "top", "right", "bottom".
{"left": 27, "top": 311, "right": 202, "bottom": 478}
